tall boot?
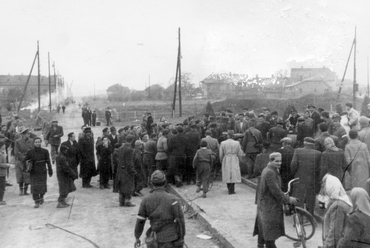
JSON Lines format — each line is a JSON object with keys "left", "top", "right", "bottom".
{"left": 227, "top": 183, "right": 232, "bottom": 194}
{"left": 24, "top": 184, "right": 30, "bottom": 195}
{"left": 231, "top": 183, "right": 235, "bottom": 194}
{"left": 19, "top": 183, "right": 24, "bottom": 196}
{"left": 124, "top": 199, "right": 135, "bottom": 207}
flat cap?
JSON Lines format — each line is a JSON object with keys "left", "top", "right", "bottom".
{"left": 281, "top": 137, "right": 292, "bottom": 143}
{"left": 304, "top": 137, "right": 315, "bottom": 144}
{"left": 151, "top": 170, "right": 166, "bottom": 184}
{"left": 269, "top": 152, "right": 281, "bottom": 160}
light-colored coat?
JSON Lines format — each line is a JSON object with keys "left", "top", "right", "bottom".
{"left": 358, "top": 126, "right": 370, "bottom": 154}
{"left": 219, "top": 138, "right": 244, "bottom": 183}
{"left": 345, "top": 139, "right": 370, "bottom": 189}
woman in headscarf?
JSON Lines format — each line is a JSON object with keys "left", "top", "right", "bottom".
{"left": 319, "top": 137, "right": 347, "bottom": 182}
{"left": 56, "top": 144, "right": 77, "bottom": 208}
{"left": 338, "top": 187, "right": 370, "bottom": 247}
{"left": 320, "top": 174, "right": 352, "bottom": 248}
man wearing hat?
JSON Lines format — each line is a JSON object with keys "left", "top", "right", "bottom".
{"left": 277, "top": 137, "right": 294, "bottom": 192}
{"left": 256, "top": 114, "right": 271, "bottom": 140}
{"left": 78, "top": 127, "right": 97, "bottom": 188}
{"left": 185, "top": 124, "right": 201, "bottom": 185}
{"left": 134, "top": 170, "right": 185, "bottom": 248}
{"left": 290, "top": 137, "right": 321, "bottom": 215}
{"left": 168, "top": 126, "right": 188, "bottom": 187}
{"left": 345, "top": 102, "right": 360, "bottom": 131}
{"left": 331, "top": 113, "right": 348, "bottom": 150}
{"left": 14, "top": 127, "right": 34, "bottom": 196}
{"left": 116, "top": 134, "right": 136, "bottom": 207}
{"left": 46, "top": 119, "right": 64, "bottom": 164}
{"left": 253, "top": 152, "right": 298, "bottom": 248}
{"left": 105, "top": 107, "right": 112, "bottom": 126}
{"left": 314, "top": 123, "right": 338, "bottom": 152}
{"left": 307, "top": 105, "right": 321, "bottom": 133}
{"left": 267, "top": 118, "right": 287, "bottom": 152}
{"left": 242, "top": 119, "right": 263, "bottom": 179}
{"left": 296, "top": 116, "right": 313, "bottom": 148}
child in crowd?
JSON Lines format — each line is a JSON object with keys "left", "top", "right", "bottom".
{"left": 193, "top": 140, "right": 213, "bottom": 198}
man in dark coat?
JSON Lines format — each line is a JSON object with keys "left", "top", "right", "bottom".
{"left": 290, "top": 137, "right": 321, "bottom": 215}
{"left": 267, "top": 118, "right": 287, "bottom": 152}
{"left": 61, "top": 133, "right": 79, "bottom": 175}
{"left": 105, "top": 107, "right": 112, "bottom": 126}
{"left": 253, "top": 152, "right": 297, "bottom": 248}
{"left": 56, "top": 144, "right": 77, "bottom": 208}
{"left": 314, "top": 123, "right": 338, "bottom": 152}
{"left": 78, "top": 127, "right": 97, "bottom": 188}
{"left": 108, "top": 126, "right": 118, "bottom": 179}
{"left": 46, "top": 120, "right": 64, "bottom": 164}
{"left": 91, "top": 110, "right": 97, "bottom": 127}
{"left": 288, "top": 110, "right": 300, "bottom": 130}
{"left": 143, "top": 133, "right": 157, "bottom": 187}
{"left": 146, "top": 112, "right": 154, "bottom": 135}
{"left": 256, "top": 114, "right": 271, "bottom": 140}
{"left": 168, "top": 126, "right": 188, "bottom": 187}
{"left": 117, "top": 135, "right": 136, "bottom": 207}
{"left": 25, "top": 137, "right": 53, "bottom": 208}
{"left": 296, "top": 116, "right": 313, "bottom": 147}
{"left": 277, "top": 137, "right": 294, "bottom": 192}
{"left": 133, "top": 140, "right": 145, "bottom": 196}
{"left": 184, "top": 124, "right": 201, "bottom": 184}
{"left": 308, "top": 105, "right": 321, "bottom": 134}
{"left": 242, "top": 119, "right": 263, "bottom": 179}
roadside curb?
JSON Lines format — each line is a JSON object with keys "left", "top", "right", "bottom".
{"left": 168, "top": 185, "right": 240, "bottom": 248}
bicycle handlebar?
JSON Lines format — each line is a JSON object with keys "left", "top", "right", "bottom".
{"left": 285, "top": 178, "right": 300, "bottom": 195}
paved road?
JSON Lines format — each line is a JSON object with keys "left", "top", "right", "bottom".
{"left": 1, "top": 104, "right": 221, "bottom": 248}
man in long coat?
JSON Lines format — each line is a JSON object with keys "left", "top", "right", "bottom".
{"left": 25, "top": 137, "right": 53, "bottom": 208}
{"left": 277, "top": 137, "right": 294, "bottom": 192}
{"left": 290, "top": 137, "right": 321, "bottom": 215}
{"left": 345, "top": 130, "right": 370, "bottom": 190}
{"left": 46, "top": 120, "right": 64, "bottom": 164}
{"left": 78, "top": 127, "right": 97, "bottom": 188}
{"left": 56, "top": 144, "right": 77, "bottom": 208}
{"left": 168, "top": 126, "right": 188, "bottom": 187}
{"left": 220, "top": 130, "right": 244, "bottom": 195}
{"left": 61, "top": 132, "right": 79, "bottom": 175}
{"left": 185, "top": 124, "right": 201, "bottom": 184}
{"left": 14, "top": 127, "right": 34, "bottom": 196}
{"left": 253, "top": 152, "right": 297, "bottom": 248}
{"left": 242, "top": 119, "right": 263, "bottom": 179}
{"left": 117, "top": 135, "right": 136, "bottom": 207}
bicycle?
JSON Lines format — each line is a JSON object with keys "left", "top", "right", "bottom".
{"left": 283, "top": 178, "right": 317, "bottom": 248}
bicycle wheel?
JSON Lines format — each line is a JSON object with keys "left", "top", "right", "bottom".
{"left": 284, "top": 207, "right": 316, "bottom": 241}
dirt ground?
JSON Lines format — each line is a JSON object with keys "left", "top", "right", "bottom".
{"left": 1, "top": 103, "right": 222, "bottom": 248}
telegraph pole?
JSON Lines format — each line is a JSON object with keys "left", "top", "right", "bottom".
{"left": 53, "top": 62, "right": 57, "bottom": 108}
{"left": 178, "top": 28, "right": 182, "bottom": 117}
{"left": 367, "top": 56, "right": 369, "bottom": 96}
{"left": 37, "top": 41, "right": 41, "bottom": 112}
{"left": 353, "top": 27, "right": 357, "bottom": 108}
{"left": 48, "top": 52, "right": 52, "bottom": 112}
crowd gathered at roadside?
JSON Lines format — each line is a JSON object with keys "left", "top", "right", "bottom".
{"left": 0, "top": 101, "right": 370, "bottom": 248}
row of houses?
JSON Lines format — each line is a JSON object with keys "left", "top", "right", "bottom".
{"left": 200, "top": 67, "right": 352, "bottom": 99}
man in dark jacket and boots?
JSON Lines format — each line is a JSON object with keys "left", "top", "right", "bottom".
{"left": 25, "top": 137, "right": 53, "bottom": 208}
{"left": 117, "top": 135, "right": 136, "bottom": 207}
{"left": 78, "top": 127, "right": 97, "bottom": 188}
{"left": 184, "top": 124, "right": 201, "bottom": 184}
{"left": 46, "top": 120, "right": 64, "bottom": 164}
{"left": 134, "top": 170, "right": 185, "bottom": 248}
{"left": 133, "top": 140, "right": 145, "bottom": 196}
{"left": 56, "top": 144, "right": 77, "bottom": 208}
{"left": 168, "top": 126, "right": 188, "bottom": 187}
{"left": 276, "top": 137, "right": 294, "bottom": 192}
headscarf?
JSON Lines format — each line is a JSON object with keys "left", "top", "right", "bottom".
{"left": 351, "top": 187, "right": 370, "bottom": 217}
{"left": 324, "top": 174, "right": 352, "bottom": 208}
{"left": 324, "top": 137, "right": 339, "bottom": 152}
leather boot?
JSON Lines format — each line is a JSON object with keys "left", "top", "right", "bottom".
{"left": 34, "top": 202, "right": 40, "bottom": 208}
{"left": 62, "top": 199, "right": 70, "bottom": 206}
{"left": 24, "top": 184, "right": 30, "bottom": 195}
{"left": 56, "top": 202, "right": 68, "bottom": 208}
{"left": 124, "top": 200, "right": 135, "bottom": 207}
{"left": 19, "top": 189, "right": 24, "bottom": 196}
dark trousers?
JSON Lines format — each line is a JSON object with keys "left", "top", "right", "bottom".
{"left": 227, "top": 183, "right": 235, "bottom": 194}
{"left": 156, "top": 159, "right": 168, "bottom": 171}
{"left": 133, "top": 171, "right": 145, "bottom": 192}
{"left": 82, "top": 177, "right": 92, "bottom": 186}
{"left": 143, "top": 155, "right": 155, "bottom": 186}
{"left": 168, "top": 156, "right": 186, "bottom": 181}
{"left": 148, "top": 242, "right": 183, "bottom": 248}
{"left": 246, "top": 153, "right": 258, "bottom": 178}
{"left": 106, "top": 117, "right": 111, "bottom": 126}
{"left": 99, "top": 171, "right": 110, "bottom": 186}
{"left": 58, "top": 193, "right": 68, "bottom": 202}
{"left": 258, "top": 235, "right": 276, "bottom": 248}
{"left": 33, "top": 194, "right": 44, "bottom": 203}
{"left": 119, "top": 193, "right": 131, "bottom": 204}
{"left": 184, "top": 156, "right": 195, "bottom": 183}
{"left": 51, "top": 144, "right": 60, "bottom": 163}
{"left": 19, "top": 183, "right": 29, "bottom": 191}
{"left": 196, "top": 163, "right": 211, "bottom": 193}
{"left": 92, "top": 118, "right": 96, "bottom": 127}
{"left": 0, "top": 177, "right": 5, "bottom": 201}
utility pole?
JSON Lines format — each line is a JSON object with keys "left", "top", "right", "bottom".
{"left": 178, "top": 28, "right": 182, "bottom": 117}
{"left": 353, "top": 27, "right": 357, "bottom": 108}
{"left": 37, "top": 41, "right": 41, "bottom": 112}
{"left": 53, "top": 62, "right": 56, "bottom": 108}
{"left": 367, "top": 56, "right": 369, "bottom": 96}
{"left": 48, "top": 52, "right": 52, "bottom": 112}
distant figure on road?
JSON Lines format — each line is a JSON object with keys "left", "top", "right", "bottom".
{"left": 57, "top": 104, "right": 61, "bottom": 114}
{"left": 45, "top": 120, "right": 64, "bottom": 164}
{"left": 91, "top": 110, "right": 97, "bottom": 127}
{"left": 105, "top": 107, "right": 112, "bottom": 126}
{"left": 25, "top": 137, "right": 53, "bottom": 208}
{"left": 62, "top": 105, "right": 66, "bottom": 114}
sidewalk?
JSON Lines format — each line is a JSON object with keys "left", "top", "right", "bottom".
{"left": 169, "top": 178, "right": 323, "bottom": 248}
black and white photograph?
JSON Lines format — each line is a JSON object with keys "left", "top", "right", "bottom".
{"left": 1, "top": 0, "right": 370, "bottom": 247}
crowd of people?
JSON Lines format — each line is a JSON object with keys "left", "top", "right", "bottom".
{"left": 1, "top": 100, "right": 370, "bottom": 247}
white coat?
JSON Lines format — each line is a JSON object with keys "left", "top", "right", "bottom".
{"left": 219, "top": 138, "right": 244, "bottom": 183}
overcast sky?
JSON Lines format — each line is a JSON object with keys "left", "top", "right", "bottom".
{"left": 0, "top": 0, "right": 369, "bottom": 96}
